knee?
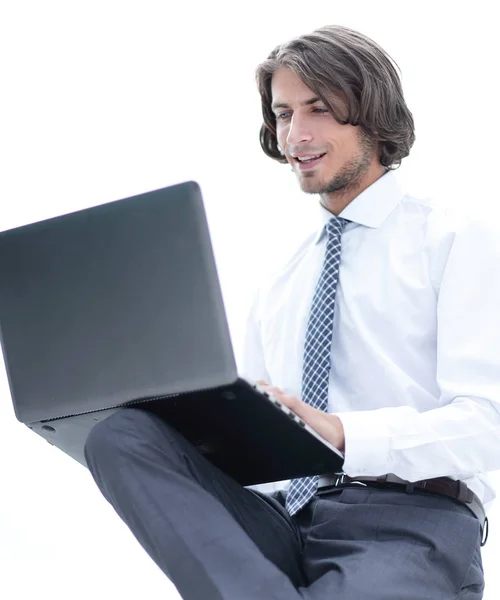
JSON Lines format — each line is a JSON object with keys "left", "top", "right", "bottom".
{"left": 84, "top": 408, "right": 160, "bottom": 468}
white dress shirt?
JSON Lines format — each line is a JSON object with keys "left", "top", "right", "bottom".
{"left": 240, "top": 170, "right": 500, "bottom": 512}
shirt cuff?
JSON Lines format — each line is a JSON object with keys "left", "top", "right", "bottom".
{"left": 335, "top": 409, "right": 394, "bottom": 476}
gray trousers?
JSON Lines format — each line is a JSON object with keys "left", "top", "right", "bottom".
{"left": 84, "top": 407, "right": 485, "bottom": 600}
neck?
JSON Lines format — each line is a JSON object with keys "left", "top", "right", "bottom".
{"left": 320, "top": 164, "right": 387, "bottom": 216}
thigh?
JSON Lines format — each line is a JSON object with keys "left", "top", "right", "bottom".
{"left": 86, "top": 407, "right": 306, "bottom": 588}
{"left": 301, "top": 486, "right": 484, "bottom": 600}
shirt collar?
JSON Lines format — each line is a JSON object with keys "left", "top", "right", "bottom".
{"left": 313, "top": 170, "right": 405, "bottom": 244}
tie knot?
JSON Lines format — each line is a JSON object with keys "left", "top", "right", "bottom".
{"left": 326, "top": 216, "right": 347, "bottom": 239}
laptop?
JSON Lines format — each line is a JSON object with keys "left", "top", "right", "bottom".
{"left": 0, "top": 182, "right": 344, "bottom": 486}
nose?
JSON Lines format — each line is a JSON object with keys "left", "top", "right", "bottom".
{"left": 286, "top": 114, "right": 313, "bottom": 146}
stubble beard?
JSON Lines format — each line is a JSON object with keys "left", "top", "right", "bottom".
{"left": 297, "top": 131, "right": 376, "bottom": 197}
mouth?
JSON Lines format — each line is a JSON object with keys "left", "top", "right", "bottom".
{"left": 292, "top": 153, "right": 326, "bottom": 170}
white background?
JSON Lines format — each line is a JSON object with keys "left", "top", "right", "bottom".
{"left": 1, "top": 1, "right": 499, "bottom": 598}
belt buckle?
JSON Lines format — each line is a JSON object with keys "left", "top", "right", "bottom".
{"left": 335, "top": 473, "right": 346, "bottom": 486}
{"left": 334, "top": 474, "right": 367, "bottom": 488}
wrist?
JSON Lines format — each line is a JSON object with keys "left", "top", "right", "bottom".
{"left": 328, "top": 414, "right": 345, "bottom": 453}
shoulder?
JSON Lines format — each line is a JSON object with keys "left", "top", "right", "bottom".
{"left": 399, "top": 189, "right": 459, "bottom": 231}
{"left": 397, "top": 181, "right": 498, "bottom": 241}
{"left": 414, "top": 193, "right": 500, "bottom": 255}
{"left": 401, "top": 188, "right": 499, "bottom": 288}
{"left": 395, "top": 189, "right": 462, "bottom": 257}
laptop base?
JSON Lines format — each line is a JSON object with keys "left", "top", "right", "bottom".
{"left": 29, "top": 378, "right": 344, "bottom": 486}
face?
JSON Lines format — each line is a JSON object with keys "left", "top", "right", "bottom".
{"left": 271, "top": 67, "right": 380, "bottom": 202}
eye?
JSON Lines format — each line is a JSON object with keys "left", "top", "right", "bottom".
{"left": 276, "top": 111, "right": 291, "bottom": 120}
{"left": 313, "top": 107, "right": 329, "bottom": 114}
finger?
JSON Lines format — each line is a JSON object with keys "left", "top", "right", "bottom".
{"left": 256, "top": 382, "right": 284, "bottom": 396}
{"left": 277, "top": 392, "right": 307, "bottom": 414}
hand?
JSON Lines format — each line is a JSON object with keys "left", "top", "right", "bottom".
{"left": 256, "top": 381, "right": 345, "bottom": 453}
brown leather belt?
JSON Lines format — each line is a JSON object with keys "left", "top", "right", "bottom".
{"left": 318, "top": 473, "right": 489, "bottom": 546}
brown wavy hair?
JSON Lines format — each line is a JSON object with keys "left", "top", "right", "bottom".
{"left": 255, "top": 25, "right": 415, "bottom": 169}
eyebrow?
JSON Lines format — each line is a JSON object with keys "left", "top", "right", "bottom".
{"left": 271, "top": 96, "right": 322, "bottom": 112}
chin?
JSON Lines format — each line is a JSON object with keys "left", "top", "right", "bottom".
{"left": 300, "top": 183, "right": 321, "bottom": 194}
{"left": 298, "top": 174, "right": 324, "bottom": 195}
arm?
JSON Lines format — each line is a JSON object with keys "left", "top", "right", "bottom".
{"left": 337, "top": 214, "right": 500, "bottom": 481}
{"left": 238, "top": 288, "right": 272, "bottom": 386}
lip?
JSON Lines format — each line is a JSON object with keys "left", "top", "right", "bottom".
{"left": 294, "top": 154, "right": 326, "bottom": 170}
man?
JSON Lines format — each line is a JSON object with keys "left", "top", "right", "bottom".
{"left": 84, "top": 25, "right": 500, "bottom": 599}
